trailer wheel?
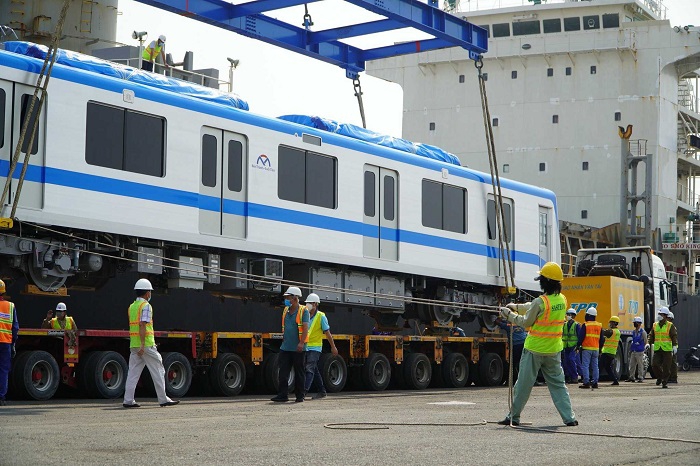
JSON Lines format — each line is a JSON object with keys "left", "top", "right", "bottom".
{"left": 209, "top": 353, "right": 246, "bottom": 397}
{"left": 682, "top": 361, "right": 691, "bottom": 371}
{"left": 442, "top": 353, "right": 469, "bottom": 388}
{"left": 403, "top": 353, "right": 432, "bottom": 390}
{"left": 12, "top": 350, "right": 60, "bottom": 400}
{"left": 77, "top": 351, "right": 101, "bottom": 397}
{"left": 610, "top": 345, "right": 623, "bottom": 381}
{"left": 361, "top": 352, "right": 391, "bottom": 391}
{"left": 161, "top": 352, "right": 192, "bottom": 398}
{"left": 478, "top": 353, "right": 503, "bottom": 387}
{"left": 319, "top": 353, "right": 347, "bottom": 393}
{"left": 84, "top": 351, "right": 128, "bottom": 399}
{"left": 264, "top": 353, "right": 294, "bottom": 394}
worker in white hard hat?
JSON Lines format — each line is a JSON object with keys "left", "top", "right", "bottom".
{"left": 303, "top": 293, "right": 338, "bottom": 400}
{"left": 141, "top": 34, "right": 169, "bottom": 72}
{"left": 123, "top": 278, "right": 179, "bottom": 408}
{"left": 666, "top": 312, "right": 678, "bottom": 383}
{"left": 271, "top": 286, "right": 309, "bottom": 403}
{"left": 626, "top": 315, "right": 648, "bottom": 382}
{"left": 42, "top": 302, "right": 77, "bottom": 330}
{"left": 577, "top": 306, "right": 602, "bottom": 389}
{"left": 561, "top": 308, "right": 580, "bottom": 384}
{"left": 649, "top": 307, "right": 678, "bottom": 388}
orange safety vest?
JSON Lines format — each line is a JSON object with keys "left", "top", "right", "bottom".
{"left": 281, "top": 306, "right": 309, "bottom": 343}
{"left": 582, "top": 321, "right": 602, "bottom": 351}
{"left": 0, "top": 300, "right": 14, "bottom": 344}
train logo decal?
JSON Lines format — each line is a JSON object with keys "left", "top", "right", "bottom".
{"left": 253, "top": 154, "right": 274, "bottom": 172}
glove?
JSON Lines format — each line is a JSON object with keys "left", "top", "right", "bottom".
{"left": 11, "top": 344, "right": 16, "bottom": 358}
{"left": 672, "top": 346, "right": 678, "bottom": 356}
{"left": 644, "top": 343, "right": 650, "bottom": 351}
{"left": 499, "top": 307, "right": 512, "bottom": 321}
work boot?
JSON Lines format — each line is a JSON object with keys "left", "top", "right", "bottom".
{"left": 313, "top": 392, "right": 327, "bottom": 400}
{"left": 122, "top": 403, "right": 140, "bottom": 408}
{"left": 668, "top": 379, "right": 678, "bottom": 384}
{"left": 662, "top": 384, "right": 668, "bottom": 389}
{"left": 565, "top": 420, "right": 579, "bottom": 427}
{"left": 611, "top": 381, "right": 619, "bottom": 386}
{"left": 270, "top": 395, "right": 289, "bottom": 402}
{"left": 656, "top": 379, "right": 662, "bottom": 386}
{"left": 497, "top": 418, "right": 519, "bottom": 426}
{"left": 625, "top": 379, "right": 634, "bottom": 382}
{"left": 592, "top": 383, "right": 599, "bottom": 389}
{"left": 295, "top": 397, "right": 304, "bottom": 403}
{"left": 579, "top": 383, "right": 591, "bottom": 389}
{"left": 636, "top": 379, "right": 643, "bottom": 383}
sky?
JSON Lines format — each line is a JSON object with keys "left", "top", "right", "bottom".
{"left": 115, "top": 0, "right": 700, "bottom": 139}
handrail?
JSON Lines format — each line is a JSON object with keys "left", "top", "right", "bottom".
{"left": 459, "top": 0, "right": 667, "bottom": 20}
{"left": 108, "top": 57, "right": 231, "bottom": 91}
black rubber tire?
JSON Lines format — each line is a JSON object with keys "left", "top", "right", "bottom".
{"left": 319, "top": 353, "right": 347, "bottom": 393}
{"left": 681, "top": 361, "right": 691, "bottom": 371}
{"left": 361, "top": 352, "right": 391, "bottom": 391}
{"left": 610, "top": 344, "right": 623, "bottom": 381}
{"left": 84, "top": 351, "right": 128, "bottom": 399}
{"left": 264, "top": 353, "right": 294, "bottom": 394}
{"left": 162, "top": 352, "right": 192, "bottom": 398}
{"left": 478, "top": 353, "right": 503, "bottom": 387}
{"left": 209, "top": 353, "right": 246, "bottom": 396}
{"left": 442, "top": 352, "right": 469, "bottom": 388}
{"left": 11, "top": 350, "right": 60, "bottom": 400}
{"left": 77, "top": 351, "right": 101, "bottom": 397}
{"left": 403, "top": 353, "right": 432, "bottom": 390}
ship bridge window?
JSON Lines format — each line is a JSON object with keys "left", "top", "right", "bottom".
{"left": 603, "top": 13, "right": 620, "bottom": 28}
{"left": 493, "top": 23, "right": 510, "bottom": 38}
{"left": 513, "top": 20, "right": 540, "bottom": 36}
{"left": 85, "top": 101, "right": 165, "bottom": 177}
{"left": 583, "top": 15, "right": 600, "bottom": 30}
{"left": 422, "top": 179, "right": 468, "bottom": 234}
{"left": 0, "top": 89, "right": 4, "bottom": 148}
{"left": 543, "top": 18, "right": 562, "bottom": 33}
{"left": 564, "top": 17, "right": 581, "bottom": 31}
{"left": 278, "top": 145, "right": 337, "bottom": 209}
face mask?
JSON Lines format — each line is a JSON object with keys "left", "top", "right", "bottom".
{"left": 566, "top": 315, "right": 573, "bottom": 321}
{"left": 306, "top": 303, "right": 313, "bottom": 311}
{"left": 284, "top": 299, "right": 291, "bottom": 307}
{"left": 147, "top": 293, "right": 151, "bottom": 302}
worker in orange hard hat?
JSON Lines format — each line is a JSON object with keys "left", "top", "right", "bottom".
{"left": 600, "top": 316, "right": 621, "bottom": 386}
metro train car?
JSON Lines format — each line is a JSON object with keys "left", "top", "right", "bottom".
{"left": 0, "top": 41, "right": 559, "bottom": 329}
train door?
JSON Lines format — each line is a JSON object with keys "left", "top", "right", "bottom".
{"left": 2, "top": 83, "right": 45, "bottom": 211}
{"left": 199, "top": 127, "right": 247, "bottom": 238}
{"left": 538, "top": 206, "right": 552, "bottom": 267}
{"left": 363, "top": 165, "right": 398, "bottom": 260}
{"left": 486, "top": 196, "right": 514, "bottom": 277}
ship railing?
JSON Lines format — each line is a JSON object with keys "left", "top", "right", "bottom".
{"left": 108, "top": 57, "right": 231, "bottom": 91}
{"left": 458, "top": 0, "right": 666, "bottom": 20}
{"left": 677, "top": 181, "right": 700, "bottom": 208}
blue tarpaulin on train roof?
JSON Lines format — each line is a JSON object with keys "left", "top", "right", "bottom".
{"left": 278, "top": 115, "right": 461, "bottom": 166}
{"left": 1, "top": 41, "right": 249, "bottom": 111}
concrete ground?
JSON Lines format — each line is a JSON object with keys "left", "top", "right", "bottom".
{"left": 2, "top": 371, "right": 699, "bottom": 465}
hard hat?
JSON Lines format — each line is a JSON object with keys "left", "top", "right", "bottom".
{"left": 667, "top": 312, "right": 674, "bottom": 320}
{"left": 0, "top": 279, "right": 5, "bottom": 294}
{"left": 535, "top": 262, "right": 564, "bottom": 282}
{"left": 134, "top": 278, "right": 154, "bottom": 291}
{"left": 56, "top": 302, "right": 67, "bottom": 312}
{"left": 305, "top": 293, "right": 320, "bottom": 303}
{"left": 609, "top": 316, "right": 620, "bottom": 323}
{"left": 658, "top": 306, "right": 670, "bottom": 316}
{"left": 586, "top": 307, "right": 598, "bottom": 317}
{"left": 566, "top": 308, "right": 577, "bottom": 315}
{"left": 158, "top": 35, "right": 166, "bottom": 42}
{"left": 633, "top": 316, "right": 643, "bottom": 323}
{"left": 283, "top": 286, "right": 302, "bottom": 297}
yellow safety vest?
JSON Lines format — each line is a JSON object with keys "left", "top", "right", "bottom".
{"left": 142, "top": 41, "right": 162, "bottom": 61}
{"left": 601, "top": 328, "right": 620, "bottom": 355}
{"left": 582, "top": 321, "right": 602, "bottom": 350}
{"left": 307, "top": 310, "right": 326, "bottom": 347}
{"left": 562, "top": 321, "right": 578, "bottom": 349}
{"left": 281, "top": 306, "right": 309, "bottom": 343}
{"left": 653, "top": 321, "right": 673, "bottom": 352}
{"left": 128, "top": 300, "right": 155, "bottom": 348}
{"left": 524, "top": 294, "right": 567, "bottom": 354}
{"left": 0, "top": 300, "right": 14, "bottom": 344}
{"left": 50, "top": 316, "right": 75, "bottom": 330}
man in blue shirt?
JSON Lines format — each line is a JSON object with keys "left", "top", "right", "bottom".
{"left": 303, "top": 293, "right": 338, "bottom": 399}
{"left": 496, "top": 316, "right": 527, "bottom": 380}
{"left": 271, "top": 286, "right": 309, "bottom": 403}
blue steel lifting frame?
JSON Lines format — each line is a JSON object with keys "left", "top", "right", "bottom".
{"left": 133, "top": 0, "right": 488, "bottom": 79}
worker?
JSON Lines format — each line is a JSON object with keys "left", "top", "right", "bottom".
{"left": 649, "top": 307, "right": 677, "bottom": 388}
{"left": 667, "top": 311, "right": 678, "bottom": 383}
{"left": 626, "top": 316, "right": 648, "bottom": 382}
{"left": 578, "top": 307, "right": 602, "bottom": 389}
{"left": 122, "top": 278, "right": 180, "bottom": 408}
{"left": 41, "top": 303, "right": 77, "bottom": 330}
{"left": 561, "top": 308, "right": 580, "bottom": 384}
{"left": 303, "top": 293, "right": 338, "bottom": 400}
{"left": 0, "top": 279, "right": 19, "bottom": 406}
{"left": 600, "top": 316, "right": 621, "bottom": 385}
{"left": 141, "top": 35, "right": 170, "bottom": 72}
{"left": 271, "top": 286, "right": 309, "bottom": 403}
{"left": 497, "top": 262, "right": 577, "bottom": 427}
{"left": 495, "top": 316, "right": 527, "bottom": 380}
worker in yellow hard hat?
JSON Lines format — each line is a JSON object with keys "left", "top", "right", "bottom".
{"left": 600, "top": 316, "right": 621, "bottom": 386}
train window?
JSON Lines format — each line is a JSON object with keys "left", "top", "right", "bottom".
{"left": 503, "top": 203, "right": 512, "bottom": 242}
{"left": 539, "top": 212, "right": 548, "bottom": 246}
{"left": 124, "top": 111, "right": 165, "bottom": 177}
{"left": 422, "top": 180, "right": 467, "bottom": 233}
{"left": 422, "top": 180, "right": 442, "bottom": 230}
{"left": 86, "top": 102, "right": 123, "bottom": 171}
{"left": 278, "top": 146, "right": 305, "bottom": 203}
{"left": 383, "top": 175, "right": 395, "bottom": 221}
{"left": 20, "top": 95, "right": 40, "bottom": 155}
{"left": 227, "top": 140, "right": 243, "bottom": 192}
{"left": 487, "top": 199, "right": 512, "bottom": 241}
{"left": 278, "top": 146, "right": 337, "bottom": 209}
{"left": 201, "top": 134, "right": 217, "bottom": 188}
{"left": 307, "top": 152, "right": 336, "bottom": 209}
{"left": 564, "top": 17, "right": 581, "bottom": 32}
{"left": 543, "top": 19, "right": 562, "bottom": 33}
{"left": 512, "top": 20, "right": 540, "bottom": 36}
{"left": 364, "top": 171, "right": 376, "bottom": 217}
{"left": 0, "top": 89, "right": 5, "bottom": 148}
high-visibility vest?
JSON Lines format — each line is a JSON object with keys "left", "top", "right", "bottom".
{"left": 0, "top": 301, "right": 15, "bottom": 344}
{"left": 50, "top": 316, "right": 75, "bottom": 330}
{"left": 307, "top": 310, "right": 326, "bottom": 347}
{"left": 653, "top": 321, "right": 673, "bottom": 352}
{"left": 601, "top": 328, "right": 621, "bottom": 355}
{"left": 582, "top": 321, "right": 602, "bottom": 350}
{"left": 524, "top": 293, "right": 567, "bottom": 354}
{"left": 562, "top": 321, "right": 578, "bottom": 349}
{"left": 142, "top": 41, "right": 162, "bottom": 61}
{"left": 281, "top": 306, "right": 309, "bottom": 343}
{"left": 128, "top": 300, "right": 155, "bottom": 348}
